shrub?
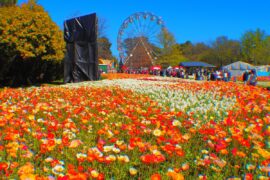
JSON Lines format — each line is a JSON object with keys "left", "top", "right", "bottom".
{"left": 0, "top": 1, "right": 65, "bottom": 86}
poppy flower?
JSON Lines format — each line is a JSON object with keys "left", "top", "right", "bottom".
{"left": 151, "top": 173, "right": 162, "bottom": 180}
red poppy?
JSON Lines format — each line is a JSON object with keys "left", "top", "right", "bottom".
{"left": 150, "top": 173, "right": 162, "bottom": 180}
{"left": 140, "top": 154, "right": 166, "bottom": 164}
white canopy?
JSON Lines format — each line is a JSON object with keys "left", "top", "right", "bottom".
{"left": 222, "top": 61, "right": 255, "bottom": 76}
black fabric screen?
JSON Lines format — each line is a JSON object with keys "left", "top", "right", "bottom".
{"left": 64, "top": 13, "right": 98, "bottom": 83}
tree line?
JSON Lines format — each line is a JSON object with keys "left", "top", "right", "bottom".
{"left": 114, "top": 27, "right": 270, "bottom": 68}
{"left": 156, "top": 29, "right": 270, "bottom": 67}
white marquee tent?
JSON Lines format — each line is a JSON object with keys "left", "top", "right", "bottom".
{"left": 222, "top": 61, "right": 255, "bottom": 76}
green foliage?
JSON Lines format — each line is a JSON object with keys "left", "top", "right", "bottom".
{"left": 179, "top": 41, "right": 212, "bottom": 62}
{"left": 0, "top": 1, "right": 65, "bottom": 61}
{"left": 97, "top": 16, "right": 114, "bottom": 60}
{"left": 0, "top": 0, "right": 17, "bottom": 7}
{"left": 210, "top": 36, "right": 242, "bottom": 67}
{"left": 241, "top": 28, "right": 270, "bottom": 65}
{"left": 158, "top": 28, "right": 176, "bottom": 54}
{"left": 0, "top": 1, "right": 65, "bottom": 86}
{"left": 157, "top": 44, "right": 187, "bottom": 67}
{"left": 176, "top": 29, "right": 270, "bottom": 67}
{"left": 2, "top": 59, "right": 63, "bottom": 86}
{"left": 156, "top": 29, "right": 187, "bottom": 66}
{"left": 112, "top": 56, "right": 119, "bottom": 69}
{"left": 98, "top": 36, "right": 113, "bottom": 59}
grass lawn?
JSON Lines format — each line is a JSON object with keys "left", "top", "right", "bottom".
{"left": 257, "top": 81, "right": 270, "bottom": 88}
{"left": 236, "top": 80, "right": 270, "bottom": 88}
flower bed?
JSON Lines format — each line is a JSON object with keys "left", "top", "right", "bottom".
{"left": 0, "top": 75, "right": 269, "bottom": 179}
{"left": 235, "top": 76, "right": 270, "bottom": 82}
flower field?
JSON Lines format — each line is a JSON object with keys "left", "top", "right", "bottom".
{"left": 0, "top": 74, "right": 270, "bottom": 179}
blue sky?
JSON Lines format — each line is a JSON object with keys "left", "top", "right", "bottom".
{"left": 18, "top": 0, "right": 270, "bottom": 57}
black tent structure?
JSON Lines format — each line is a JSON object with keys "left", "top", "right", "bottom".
{"left": 64, "top": 13, "right": 98, "bottom": 83}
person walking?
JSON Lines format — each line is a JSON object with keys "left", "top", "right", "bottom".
{"left": 248, "top": 69, "right": 257, "bottom": 86}
{"left": 243, "top": 70, "right": 249, "bottom": 85}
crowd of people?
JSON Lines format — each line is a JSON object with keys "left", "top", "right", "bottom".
{"left": 124, "top": 68, "right": 234, "bottom": 82}
{"left": 122, "top": 67, "right": 260, "bottom": 86}
{"left": 242, "top": 69, "right": 258, "bottom": 86}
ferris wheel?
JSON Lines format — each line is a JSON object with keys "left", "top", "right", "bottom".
{"left": 117, "top": 12, "right": 166, "bottom": 69}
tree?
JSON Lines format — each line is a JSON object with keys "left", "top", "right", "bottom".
{"left": 210, "top": 36, "right": 242, "bottom": 67}
{"left": 0, "top": 1, "right": 65, "bottom": 85}
{"left": 241, "top": 29, "right": 270, "bottom": 65}
{"left": 96, "top": 16, "right": 114, "bottom": 61}
{"left": 158, "top": 28, "right": 176, "bottom": 54}
{"left": 111, "top": 56, "right": 119, "bottom": 69}
{"left": 179, "top": 41, "right": 193, "bottom": 59}
{"left": 179, "top": 37, "right": 242, "bottom": 67}
{"left": 156, "top": 28, "right": 186, "bottom": 67}
{"left": 0, "top": 1, "right": 65, "bottom": 61}
{"left": 97, "top": 16, "right": 108, "bottom": 38}
{"left": 98, "top": 36, "right": 113, "bottom": 59}
{"left": 179, "top": 41, "right": 211, "bottom": 61}
{"left": 157, "top": 44, "right": 187, "bottom": 67}
{"left": 0, "top": 0, "right": 17, "bottom": 7}
{"left": 259, "top": 36, "right": 270, "bottom": 64}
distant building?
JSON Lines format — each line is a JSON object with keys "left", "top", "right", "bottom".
{"left": 222, "top": 61, "right": 254, "bottom": 76}
{"left": 98, "top": 59, "right": 116, "bottom": 73}
{"left": 222, "top": 61, "right": 270, "bottom": 77}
